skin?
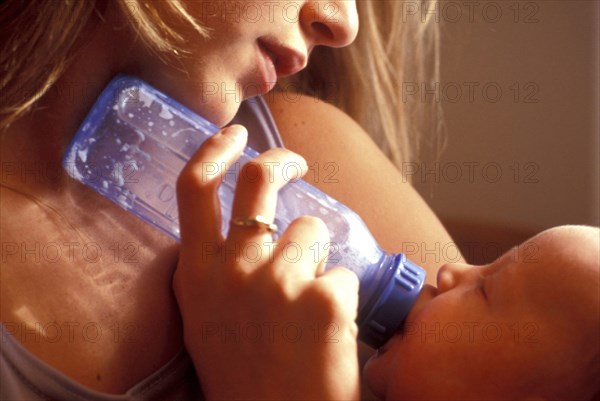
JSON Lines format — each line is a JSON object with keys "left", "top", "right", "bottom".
{"left": 363, "top": 225, "right": 600, "bottom": 401}
{"left": 0, "top": 0, "right": 359, "bottom": 393}
{"left": 1, "top": 0, "right": 459, "bottom": 396}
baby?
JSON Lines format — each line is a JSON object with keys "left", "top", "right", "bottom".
{"left": 364, "top": 225, "right": 600, "bottom": 400}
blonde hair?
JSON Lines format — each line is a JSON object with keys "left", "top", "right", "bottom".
{"left": 282, "top": 1, "right": 443, "bottom": 166}
{"left": 0, "top": 0, "right": 206, "bottom": 130}
{"left": 1, "top": 1, "right": 442, "bottom": 166}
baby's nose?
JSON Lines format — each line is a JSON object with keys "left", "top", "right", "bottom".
{"left": 436, "top": 263, "right": 474, "bottom": 293}
{"left": 300, "top": 0, "right": 359, "bottom": 48}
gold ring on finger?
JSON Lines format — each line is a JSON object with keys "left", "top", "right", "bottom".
{"left": 230, "top": 215, "right": 278, "bottom": 234}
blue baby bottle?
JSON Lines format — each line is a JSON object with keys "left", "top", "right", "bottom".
{"left": 62, "top": 75, "right": 426, "bottom": 349}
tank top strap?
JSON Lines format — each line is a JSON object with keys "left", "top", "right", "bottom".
{"left": 229, "top": 96, "right": 284, "bottom": 152}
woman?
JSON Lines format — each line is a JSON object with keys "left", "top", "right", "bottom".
{"left": 1, "top": 1, "right": 457, "bottom": 399}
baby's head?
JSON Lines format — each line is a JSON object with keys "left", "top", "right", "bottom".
{"left": 364, "top": 225, "right": 600, "bottom": 400}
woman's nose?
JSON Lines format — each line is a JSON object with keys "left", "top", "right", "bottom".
{"left": 436, "top": 263, "right": 477, "bottom": 293}
{"left": 299, "top": 0, "right": 359, "bottom": 48}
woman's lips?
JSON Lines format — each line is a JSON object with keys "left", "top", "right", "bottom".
{"left": 245, "top": 39, "right": 308, "bottom": 98}
{"left": 255, "top": 41, "right": 278, "bottom": 95}
{"left": 258, "top": 38, "right": 307, "bottom": 75}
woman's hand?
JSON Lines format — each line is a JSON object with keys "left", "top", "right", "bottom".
{"left": 173, "top": 125, "right": 360, "bottom": 401}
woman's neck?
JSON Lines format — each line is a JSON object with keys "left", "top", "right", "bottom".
{"left": 0, "top": 14, "right": 185, "bottom": 392}
{"left": 0, "top": 11, "right": 130, "bottom": 199}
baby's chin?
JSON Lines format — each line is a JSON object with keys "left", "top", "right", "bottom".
{"left": 362, "top": 329, "right": 409, "bottom": 399}
{"left": 362, "top": 354, "right": 388, "bottom": 401}
{"left": 361, "top": 285, "right": 440, "bottom": 399}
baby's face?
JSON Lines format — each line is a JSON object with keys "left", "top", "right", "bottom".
{"left": 364, "top": 226, "right": 599, "bottom": 400}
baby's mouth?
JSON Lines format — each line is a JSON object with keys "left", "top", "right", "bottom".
{"left": 372, "top": 285, "right": 438, "bottom": 357}
{"left": 374, "top": 341, "right": 391, "bottom": 357}
{"left": 374, "top": 311, "right": 415, "bottom": 356}
{"left": 405, "top": 284, "right": 437, "bottom": 320}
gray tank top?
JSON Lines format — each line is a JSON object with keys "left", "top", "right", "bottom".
{"left": 0, "top": 96, "right": 284, "bottom": 401}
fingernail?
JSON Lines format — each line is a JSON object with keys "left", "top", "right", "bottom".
{"left": 223, "top": 125, "right": 248, "bottom": 143}
{"left": 289, "top": 154, "right": 308, "bottom": 182}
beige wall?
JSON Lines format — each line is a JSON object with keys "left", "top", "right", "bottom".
{"left": 410, "top": 0, "right": 599, "bottom": 249}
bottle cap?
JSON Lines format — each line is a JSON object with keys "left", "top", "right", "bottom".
{"left": 357, "top": 254, "right": 426, "bottom": 349}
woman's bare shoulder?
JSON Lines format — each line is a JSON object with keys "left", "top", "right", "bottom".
{"left": 265, "top": 91, "right": 464, "bottom": 279}
{"left": 265, "top": 91, "right": 375, "bottom": 162}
